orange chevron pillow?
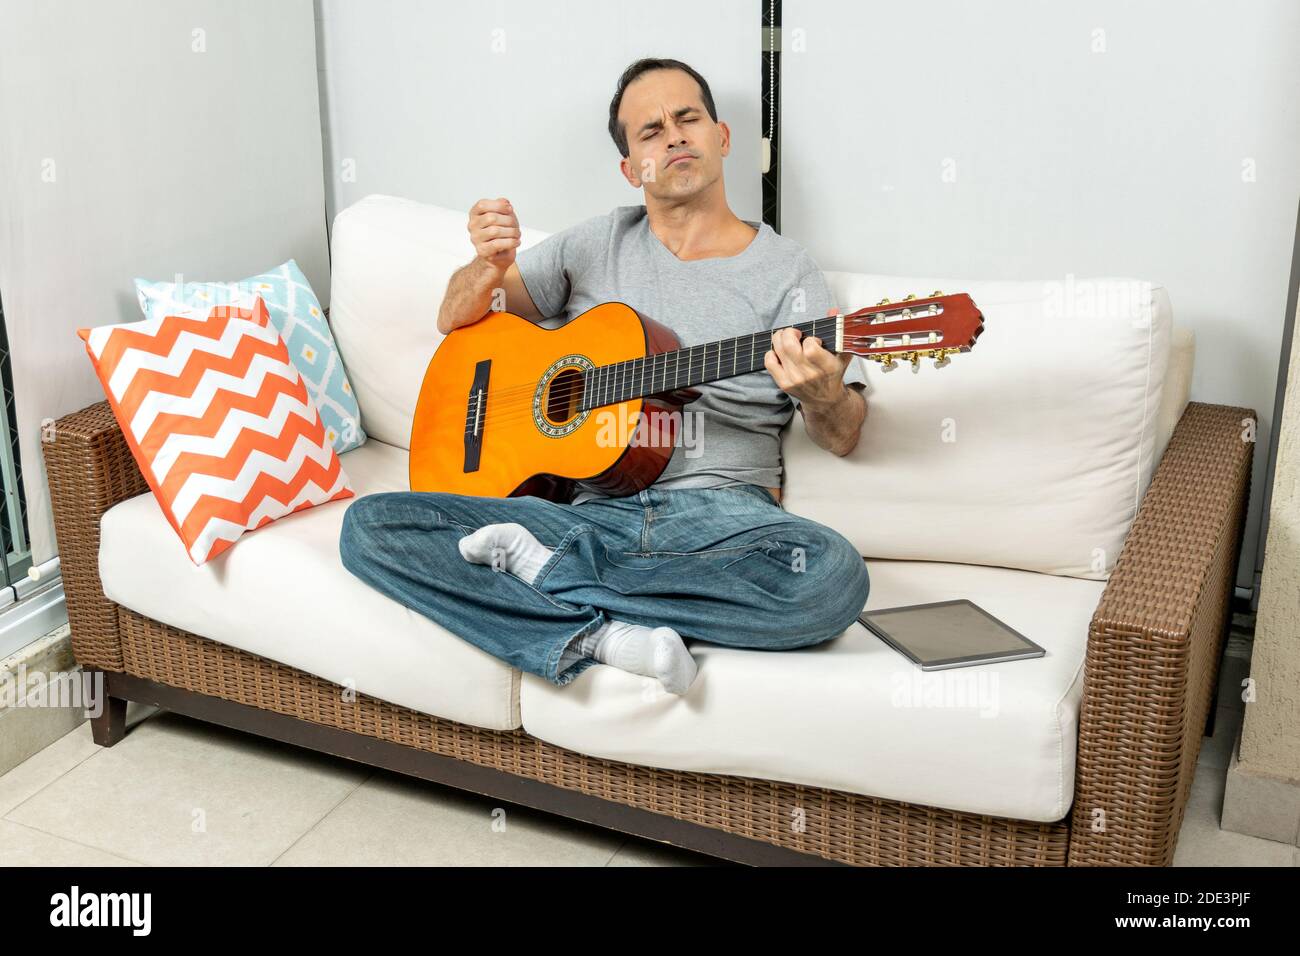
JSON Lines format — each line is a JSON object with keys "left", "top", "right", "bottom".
{"left": 77, "top": 295, "right": 354, "bottom": 565}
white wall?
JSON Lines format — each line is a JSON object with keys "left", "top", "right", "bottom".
{"left": 0, "top": 0, "right": 331, "bottom": 564}
{"left": 781, "top": 0, "right": 1300, "bottom": 588}
{"left": 315, "top": 0, "right": 761, "bottom": 235}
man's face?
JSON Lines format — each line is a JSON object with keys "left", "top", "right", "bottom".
{"left": 618, "top": 69, "right": 729, "bottom": 201}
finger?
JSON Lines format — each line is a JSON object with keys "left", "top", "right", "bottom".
{"left": 800, "top": 334, "right": 851, "bottom": 373}
{"left": 770, "top": 327, "right": 805, "bottom": 364}
{"left": 478, "top": 237, "right": 518, "bottom": 256}
{"left": 470, "top": 212, "right": 517, "bottom": 232}
{"left": 476, "top": 224, "right": 521, "bottom": 241}
{"left": 775, "top": 329, "right": 819, "bottom": 374}
{"left": 800, "top": 334, "right": 836, "bottom": 366}
{"left": 763, "top": 347, "right": 789, "bottom": 388}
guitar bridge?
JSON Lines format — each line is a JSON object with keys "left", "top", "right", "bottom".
{"left": 463, "top": 359, "right": 491, "bottom": 473}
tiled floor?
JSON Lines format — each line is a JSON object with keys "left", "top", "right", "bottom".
{"left": 0, "top": 627, "right": 1293, "bottom": 867}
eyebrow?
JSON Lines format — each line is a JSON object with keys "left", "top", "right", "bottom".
{"left": 637, "top": 106, "right": 700, "bottom": 136}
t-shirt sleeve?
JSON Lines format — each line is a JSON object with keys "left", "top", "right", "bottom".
{"left": 773, "top": 265, "right": 868, "bottom": 409}
{"left": 514, "top": 214, "right": 604, "bottom": 319}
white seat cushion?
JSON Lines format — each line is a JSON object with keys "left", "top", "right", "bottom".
{"left": 783, "top": 273, "right": 1173, "bottom": 580}
{"left": 98, "top": 439, "right": 522, "bottom": 731}
{"left": 519, "top": 559, "right": 1105, "bottom": 822}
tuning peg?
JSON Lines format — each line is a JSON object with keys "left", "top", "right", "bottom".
{"left": 876, "top": 297, "right": 891, "bottom": 306}
{"left": 931, "top": 290, "right": 943, "bottom": 297}
{"left": 879, "top": 354, "right": 897, "bottom": 372}
{"left": 902, "top": 293, "right": 917, "bottom": 302}
{"left": 933, "top": 348, "right": 952, "bottom": 369}
{"left": 908, "top": 351, "right": 921, "bottom": 373}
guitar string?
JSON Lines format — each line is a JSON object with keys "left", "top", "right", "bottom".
{"left": 448, "top": 318, "right": 933, "bottom": 421}
{"left": 441, "top": 301, "right": 955, "bottom": 414}
{"left": 453, "top": 334, "right": 948, "bottom": 433}
{"left": 448, "top": 318, "right": 844, "bottom": 407}
{"left": 452, "top": 323, "right": 850, "bottom": 431}
{"left": 456, "top": 333, "right": 948, "bottom": 437}
{"left": 442, "top": 305, "right": 947, "bottom": 412}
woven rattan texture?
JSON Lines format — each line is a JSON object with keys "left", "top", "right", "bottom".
{"left": 1069, "top": 403, "right": 1254, "bottom": 865}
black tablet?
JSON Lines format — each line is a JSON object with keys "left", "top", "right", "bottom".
{"left": 857, "top": 599, "right": 1046, "bottom": 671}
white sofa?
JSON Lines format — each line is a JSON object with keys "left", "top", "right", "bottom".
{"left": 94, "top": 194, "right": 1193, "bottom": 825}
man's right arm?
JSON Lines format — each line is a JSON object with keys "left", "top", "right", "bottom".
{"left": 436, "top": 197, "right": 545, "bottom": 335}
{"left": 436, "top": 260, "right": 543, "bottom": 335}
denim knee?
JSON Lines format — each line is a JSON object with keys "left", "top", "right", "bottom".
{"left": 339, "top": 493, "right": 399, "bottom": 569}
{"left": 805, "top": 531, "right": 870, "bottom": 639}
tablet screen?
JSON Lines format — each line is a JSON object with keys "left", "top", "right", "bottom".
{"left": 860, "top": 600, "right": 1042, "bottom": 665}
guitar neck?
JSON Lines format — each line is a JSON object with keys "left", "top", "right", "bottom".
{"left": 578, "top": 314, "right": 841, "bottom": 411}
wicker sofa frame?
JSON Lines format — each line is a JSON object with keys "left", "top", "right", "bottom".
{"left": 42, "top": 398, "right": 1254, "bottom": 866}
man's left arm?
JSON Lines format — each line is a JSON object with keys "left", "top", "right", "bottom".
{"left": 766, "top": 318, "right": 867, "bottom": 456}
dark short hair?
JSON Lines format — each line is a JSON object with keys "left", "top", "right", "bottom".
{"left": 607, "top": 58, "right": 718, "bottom": 158}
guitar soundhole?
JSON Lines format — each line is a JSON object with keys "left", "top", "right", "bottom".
{"left": 545, "top": 367, "right": 584, "bottom": 425}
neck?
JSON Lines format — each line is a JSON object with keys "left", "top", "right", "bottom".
{"left": 644, "top": 189, "right": 748, "bottom": 260}
{"left": 579, "top": 314, "right": 842, "bottom": 412}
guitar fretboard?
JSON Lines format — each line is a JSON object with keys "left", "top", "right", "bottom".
{"left": 578, "top": 315, "right": 839, "bottom": 411}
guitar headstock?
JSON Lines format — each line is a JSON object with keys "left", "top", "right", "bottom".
{"left": 841, "top": 292, "right": 984, "bottom": 372}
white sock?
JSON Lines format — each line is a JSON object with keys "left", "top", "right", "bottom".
{"left": 458, "top": 522, "right": 554, "bottom": 585}
{"left": 569, "top": 619, "right": 698, "bottom": 695}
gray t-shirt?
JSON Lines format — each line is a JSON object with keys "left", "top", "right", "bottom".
{"left": 515, "top": 204, "right": 867, "bottom": 503}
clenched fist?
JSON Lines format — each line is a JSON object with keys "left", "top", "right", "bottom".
{"left": 468, "top": 197, "right": 521, "bottom": 274}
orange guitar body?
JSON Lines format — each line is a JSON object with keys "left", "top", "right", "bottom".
{"left": 409, "top": 302, "right": 698, "bottom": 502}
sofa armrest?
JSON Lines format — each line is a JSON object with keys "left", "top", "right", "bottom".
{"left": 42, "top": 400, "right": 149, "bottom": 672}
{"left": 1069, "top": 401, "right": 1254, "bottom": 865}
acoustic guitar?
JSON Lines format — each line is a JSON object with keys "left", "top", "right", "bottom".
{"left": 409, "top": 293, "right": 983, "bottom": 501}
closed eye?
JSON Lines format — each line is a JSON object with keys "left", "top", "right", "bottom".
{"left": 642, "top": 117, "right": 700, "bottom": 139}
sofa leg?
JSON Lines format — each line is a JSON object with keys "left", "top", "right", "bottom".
{"left": 89, "top": 691, "right": 127, "bottom": 747}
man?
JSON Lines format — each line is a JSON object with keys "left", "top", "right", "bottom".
{"left": 340, "top": 57, "right": 870, "bottom": 696}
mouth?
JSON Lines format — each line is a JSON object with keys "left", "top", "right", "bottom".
{"left": 665, "top": 154, "right": 695, "bottom": 168}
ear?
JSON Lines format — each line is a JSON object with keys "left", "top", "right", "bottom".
{"left": 619, "top": 155, "right": 641, "bottom": 188}
{"left": 717, "top": 119, "right": 731, "bottom": 158}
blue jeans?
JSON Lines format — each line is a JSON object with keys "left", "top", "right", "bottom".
{"left": 338, "top": 483, "right": 871, "bottom": 687}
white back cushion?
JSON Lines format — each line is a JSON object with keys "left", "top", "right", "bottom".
{"left": 328, "top": 194, "right": 550, "bottom": 448}
{"left": 783, "top": 274, "right": 1173, "bottom": 580}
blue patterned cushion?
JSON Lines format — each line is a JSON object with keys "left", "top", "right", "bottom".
{"left": 134, "top": 260, "right": 366, "bottom": 454}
